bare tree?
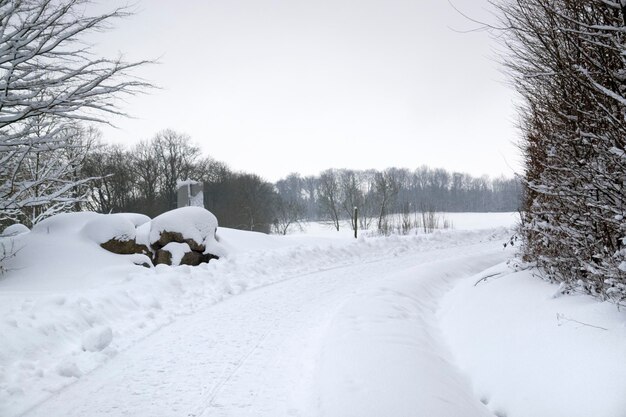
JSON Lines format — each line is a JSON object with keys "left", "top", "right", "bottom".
{"left": 317, "top": 169, "right": 342, "bottom": 231}
{"left": 233, "top": 173, "right": 277, "bottom": 233}
{"left": 274, "top": 173, "right": 305, "bottom": 234}
{"left": 339, "top": 169, "right": 363, "bottom": 234}
{"left": 131, "top": 140, "right": 162, "bottom": 216}
{"left": 0, "top": 0, "right": 153, "bottom": 224}
{"left": 373, "top": 169, "right": 399, "bottom": 232}
{"left": 151, "top": 130, "right": 201, "bottom": 210}
{"left": 273, "top": 196, "right": 304, "bottom": 235}
{"left": 82, "top": 143, "right": 135, "bottom": 214}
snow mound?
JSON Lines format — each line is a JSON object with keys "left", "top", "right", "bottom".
{"left": 31, "top": 212, "right": 101, "bottom": 235}
{"left": 1, "top": 224, "right": 29, "bottom": 237}
{"left": 81, "top": 215, "right": 136, "bottom": 244}
{"left": 149, "top": 207, "right": 218, "bottom": 249}
{"left": 56, "top": 361, "right": 82, "bottom": 378}
{"left": 81, "top": 326, "right": 113, "bottom": 352}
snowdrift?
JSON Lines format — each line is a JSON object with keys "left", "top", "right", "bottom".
{"left": 439, "top": 262, "right": 626, "bottom": 417}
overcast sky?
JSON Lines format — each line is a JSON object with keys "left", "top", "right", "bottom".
{"left": 91, "top": 0, "right": 521, "bottom": 182}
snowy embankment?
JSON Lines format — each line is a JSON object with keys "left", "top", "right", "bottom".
{"left": 439, "top": 262, "right": 626, "bottom": 417}
{"left": 0, "top": 213, "right": 508, "bottom": 417}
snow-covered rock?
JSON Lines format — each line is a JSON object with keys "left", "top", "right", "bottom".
{"left": 81, "top": 215, "right": 151, "bottom": 258}
{"left": 82, "top": 215, "right": 136, "bottom": 244}
{"left": 149, "top": 207, "right": 218, "bottom": 250}
{"left": 149, "top": 207, "right": 221, "bottom": 265}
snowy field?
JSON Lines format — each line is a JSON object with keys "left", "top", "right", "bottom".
{"left": 1, "top": 211, "right": 625, "bottom": 417}
{"left": 289, "top": 211, "right": 520, "bottom": 239}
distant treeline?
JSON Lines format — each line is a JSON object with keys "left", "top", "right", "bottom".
{"left": 81, "top": 130, "right": 520, "bottom": 233}
{"left": 276, "top": 167, "right": 521, "bottom": 225}
{"left": 6, "top": 129, "right": 521, "bottom": 233}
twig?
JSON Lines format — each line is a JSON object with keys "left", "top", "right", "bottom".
{"left": 474, "top": 272, "right": 503, "bottom": 286}
{"left": 556, "top": 313, "right": 608, "bottom": 331}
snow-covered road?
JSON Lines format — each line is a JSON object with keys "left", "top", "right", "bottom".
{"left": 20, "top": 241, "right": 507, "bottom": 417}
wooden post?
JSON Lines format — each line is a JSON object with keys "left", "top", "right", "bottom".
{"left": 354, "top": 206, "right": 358, "bottom": 239}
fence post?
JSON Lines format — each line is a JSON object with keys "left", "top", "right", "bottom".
{"left": 354, "top": 206, "right": 358, "bottom": 239}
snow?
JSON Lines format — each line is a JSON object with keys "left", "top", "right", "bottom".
{"left": 81, "top": 326, "right": 113, "bottom": 352}
{"left": 31, "top": 211, "right": 101, "bottom": 235}
{"left": 0, "top": 211, "right": 623, "bottom": 417}
{"left": 56, "top": 361, "right": 83, "bottom": 379}
{"left": 176, "top": 178, "right": 199, "bottom": 187}
{"left": 295, "top": 212, "right": 520, "bottom": 239}
{"left": 81, "top": 215, "right": 136, "bottom": 244}
{"left": 318, "top": 252, "right": 506, "bottom": 417}
{"left": 441, "top": 212, "right": 519, "bottom": 230}
{"left": 2, "top": 217, "right": 142, "bottom": 291}
{"left": 112, "top": 213, "right": 151, "bottom": 227}
{"left": 439, "top": 262, "right": 626, "bottom": 417}
{"left": 148, "top": 206, "right": 218, "bottom": 248}
{"left": 161, "top": 242, "right": 191, "bottom": 266}
{"left": 8, "top": 235, "right": 510, "bottom": 417}
{"left": 135, "top": 221, "right": 151, "bottom": 247}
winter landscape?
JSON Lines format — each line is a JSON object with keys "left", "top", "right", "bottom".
{"left": 1, "top": 1, "right": 626, "bottom": 417}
